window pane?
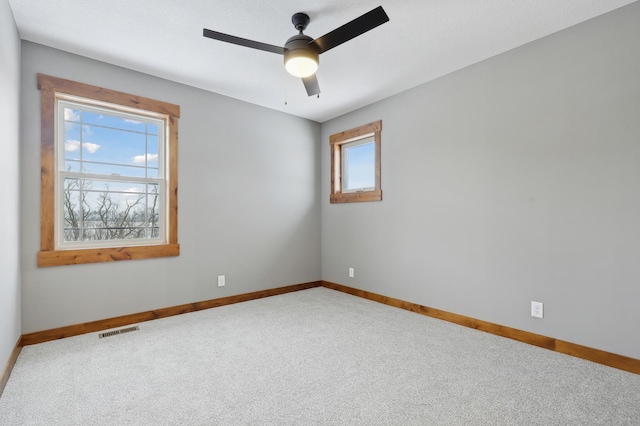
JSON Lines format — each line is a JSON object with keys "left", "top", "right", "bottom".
{"left": 62, "top": 179, "right": 82, "bottom": 241}
{"left": 64, "top": 160, "right": 81, "bottom": 173}
{"left": 146, "top": 167, "right": 159, "bottom": 179}
{"left": 144, "top": 135, "right": 160, "bottom": 173}
{"left": 57, "top": 99, "right": 168, "bottom": 249}
{"left": 64, "top": 107, "right": 81, "bottom": 123}
{"left": 80, "top": 125, "right": 146, "bottom": 166}
{"left": 62, "top": 178, "right": 161, "bottom": 243}
{"left": 146, "top": 189, "right": 160, "bottom": 238}
{"left": 64, "top": 124, "right": 81, "bottom": 163}
{"left": 147, "top": 123, "right": 159, "bottom": 136}
{"left": 81, "top": 110, "right": 147, "bottom": 133}
{"left": 60, "top": 103, "right": 163, "bottom": 179}
{"left": 343, "top": 141, "right": 375, "bottom": 191}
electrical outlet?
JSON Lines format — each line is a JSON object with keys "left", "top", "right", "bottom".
{"left": 218, "top": 275, "right": 226, "bottom": 287}
{"left": 348, "top": 267, "right": 354, "bottom": 278}
{"left": 531, "top": 301, "right": 543, "bottom": 318}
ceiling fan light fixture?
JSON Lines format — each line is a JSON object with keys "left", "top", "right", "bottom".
{"left": 284, "top": 33, "right": 319, "bottom": 78}
{"left": 285, "top": 53, "right": 318, "bottom": 78}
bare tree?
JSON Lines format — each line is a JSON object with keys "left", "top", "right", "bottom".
{"left": 63, "top": 178, "right": 92, "bottom": 241}
{"left": 147, "top": 185, "right": 159, "bottom": 238}
{"left": 64, "top": 180, "right": 160, "bottom": 242}
{"left": 113, "top": 193, "right": 145, "bottom": 239}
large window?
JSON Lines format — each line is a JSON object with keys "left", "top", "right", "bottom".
{"left": 37, "top": 74, "right": 180, "bottom": 267}
{"left": 330, "top": 120, "right": 382, "bottom": 203}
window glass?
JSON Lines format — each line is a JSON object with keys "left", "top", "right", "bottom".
{"left": 329, "top": 120, "right": 382, "bottom": 203}
{"left": 63, "top": 178, "right": 160, "bottom": 242}
{"left": 343, "top": 139, "right": 375, "bottom": 192}
{"left": 57, "top": 100, "right": 165, "bottom": 249}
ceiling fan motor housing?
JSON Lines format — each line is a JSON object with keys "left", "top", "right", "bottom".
{"left": 284, "top": 34, "right": 319, "bottom": 77}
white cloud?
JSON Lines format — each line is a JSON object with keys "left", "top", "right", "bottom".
{"left": 64, "top": 140, "right": 101, "bottom": 153}
{"left": 83, "top": 142, "right": 101, "bottom": 153}
{"left": 132, "top": 153, "right": 158, "bottom": 164}
{"left": 65, "top": 140, "right": 81, "bottom": 152}
{"left": 125, "top": 119, "right": 142, "bottom": 124}
{"left": 124, "top": 187, "right": 142, "bottom": 194}
{"left": 123, "top": 187, "right": 145, "bottom": 201}
{"left": 64, "top": 109, "right": 80, "bottom": 122}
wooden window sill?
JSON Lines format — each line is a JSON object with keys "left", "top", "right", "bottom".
{"left": 330, "top": 190, "right": 382, "bottom": 204}
{"left": 37, "top": 244, "right": 180, "bottom": 267}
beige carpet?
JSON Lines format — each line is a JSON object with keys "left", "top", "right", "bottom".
{"left": 1, "top": 287, "right": 639, "bottom": 425}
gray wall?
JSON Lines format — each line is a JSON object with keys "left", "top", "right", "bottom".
{"left": 13, "top": 2, "right": 640, "bottom": 362}
{"left": 20, "top": 42, "right": 321, "bottom": 333}
{"left": 321, "top": 3, "right": 640, "bottom": 359}
{"left": 0, "top": 0, "right": 21, "bottom": 369}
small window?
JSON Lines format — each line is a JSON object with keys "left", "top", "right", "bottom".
{"left": 37, "top": 74, "right": 180, "bottom": 267}
{"left": 330, "top": 120, "right": 382, "bottom": 203}
{"left": 342, "top": 136, "right": 376, "bottom": 193}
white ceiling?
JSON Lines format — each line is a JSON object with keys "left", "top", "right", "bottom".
{"left": 8, "top": 0, "right": 637, "bottom": 123}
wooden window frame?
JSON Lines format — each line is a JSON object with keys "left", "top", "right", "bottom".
{"left": 330, "top": 120, "right": 382, "bottom": 203}
{"left": 37, "top": 74, "right": 180, "bottom": 267}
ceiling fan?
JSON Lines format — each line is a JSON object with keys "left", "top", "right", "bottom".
{"left": 203, "top": 6, "right": 389, "bottom": 97}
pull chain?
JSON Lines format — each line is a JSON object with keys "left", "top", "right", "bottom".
{"left": 284, "top": 71, "right": 288, "bottom": 105}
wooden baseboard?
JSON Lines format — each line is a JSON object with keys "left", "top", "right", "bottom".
{"left": 0, "top": 338, "right": 22, "bottom": 398}
{"left": 17, "top": 280, "right": 638, "bottom": 375}
{"left": 20, "top": 281, "right": 322, "bottom": 346}
{"left": 322, "top": 281, "right": 640, "bottom": 375}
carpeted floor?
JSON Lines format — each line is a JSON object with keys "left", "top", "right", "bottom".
{"left": 1, "top": 287, "right": 639, "bottom": 425}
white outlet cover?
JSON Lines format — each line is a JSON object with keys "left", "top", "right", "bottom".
{"left": 218, "top": 275, "right": 225, "bottom": 287}
{"left": 348, "top": 268, "right": 354, "bottom": 278}
{"left": 531, "top": 301, "right": 543, "bottom": 318}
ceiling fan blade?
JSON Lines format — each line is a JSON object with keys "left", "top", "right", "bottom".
{"left": 302, "top": 74, "right": 321, "bottom": 97}
{"left": 203, "top": 28, "right": 285, "bottom": 55}
{"left": 312, "top": 6, "right": 389, "bottom": 54}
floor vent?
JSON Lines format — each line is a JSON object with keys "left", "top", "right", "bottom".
{"left": 99, "top": 326, "right": 140, "bottom": 338}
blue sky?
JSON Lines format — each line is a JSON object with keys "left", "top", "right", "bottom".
{"left": 344, "top": 141, "right": 375, "bottom": 190}
{"left": 63, "top": 107, "right": 159, "bottom": 179}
